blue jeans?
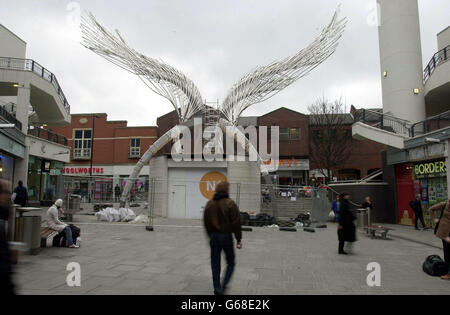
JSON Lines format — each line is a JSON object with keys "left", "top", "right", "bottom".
{"left": 210, "top": 233, "right": 235, "bottom": 292}
{"left": 64, "top": 226, "right": 74, "bottom": 246}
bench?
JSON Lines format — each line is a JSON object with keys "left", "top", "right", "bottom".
{"left": 366, "top": 225, "right": 392, "bottom": 240}
{"left": 40, "top": 227, "right": 58, "bottom": 248}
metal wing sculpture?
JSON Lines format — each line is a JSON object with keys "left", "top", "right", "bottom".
{"left": 219, "top": 7, "right": 347, "bottom": 125}
{"left": 80, "top": 7, "right": 346, "bottom": 206}
{"left": 81, "top": 12, "right": 204, "bottom": 123}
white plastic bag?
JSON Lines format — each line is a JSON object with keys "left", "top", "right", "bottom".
{"left": 130, "top": 214, "right": 149, "bottom": 224}
{"left": 95, "top": 211, "right": 109, "bottom": 221}
{"left": 119, "top": 208, "right": 136, "bottom": 222}
{"left": 328, "top": 210, "right": 335, "bottom": 220}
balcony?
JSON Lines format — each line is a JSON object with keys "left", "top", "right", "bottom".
{"left": 73, "top": 148, "right": 91, "bottom": 160}
{"left": 0, "top": 102, "right": 22, "bottom": 130}
{"left": 423, "top": 45, "right": 450, "bottom": 116}
{"left": 410, "top": 110, "right": 450, "bottom": 137}
{"left": 26, "top": 126, "right": 70, "bottom": 163}
{"left": 28, "top": 126, "right": 68, "bottom": 146}
{"left": 0, "top": 57, "right": 71, "bottom": 125}
{"left": 423, "top": 45, "right": 449, "bottom": 83}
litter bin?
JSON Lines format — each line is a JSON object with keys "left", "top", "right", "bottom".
{"left": 356, "top": 208, "right": 368, "bottom": 229}
{"left": 69, "top": 194, "right": 81, "bottom": 210}
{"left": 17, "top": 216, "right": 42, "bottom": 255}
{"left": 66, "top": 194, "right": 81, "bottom": 221}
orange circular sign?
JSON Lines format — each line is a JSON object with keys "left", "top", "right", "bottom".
{"left": 199, "top": 171, "right": 227, "bottom": 200}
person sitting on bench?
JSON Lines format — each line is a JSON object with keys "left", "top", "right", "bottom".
{"left": 42, "top": 199, "right": 79, "bottom": 248}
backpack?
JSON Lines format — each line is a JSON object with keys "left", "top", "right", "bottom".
{"left": 69, "top": 224, "right": 81, "bottom": 239}
{"left": 422, "top": 255, "right": 449, "bottom": 277}
{"left": 52, "top": 231, "right": 66, "bottom": 247}
{"left": 52, "top": 225, "right": 81, "bottom": 247}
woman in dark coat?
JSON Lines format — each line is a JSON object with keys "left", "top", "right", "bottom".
{"left": 338, "top": 192, "right": 356, "bottom": 255}
{"left": 429, "top": 201, "right": 450, "bottom": 280}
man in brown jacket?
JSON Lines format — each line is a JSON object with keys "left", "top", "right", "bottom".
{"left": 429, "top": 200, "right": 450, "bottom": 280}
{"left": 203, "top": 181, "right": 242, "bottom": 295}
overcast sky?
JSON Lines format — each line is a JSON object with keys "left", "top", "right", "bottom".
{"left": 1, "top": 0, "right": 449, "bottom": 126}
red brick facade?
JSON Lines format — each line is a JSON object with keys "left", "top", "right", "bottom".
{"left": 258, "top": 107, "right": 310, "bottom": 159}
{"left": 47, "top": 113, "right": 158, "bottom": 166}
{"left": 47, "top": 108, "right": 383, "bottom": 181}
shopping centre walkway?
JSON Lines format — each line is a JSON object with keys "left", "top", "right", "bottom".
{"left": 11, "top": 209, "right": 450, "bottom": 295}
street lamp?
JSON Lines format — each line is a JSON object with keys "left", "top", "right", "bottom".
{"left": 89, "top": 114, "right": 101, "bottom": 177}
{"left": 88, "top": 114, "right": 100, "bottom": 203}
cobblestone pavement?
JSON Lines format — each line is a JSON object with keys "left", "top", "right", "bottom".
{"left": 10, "top": 212, "right": 450, "bottom": 295}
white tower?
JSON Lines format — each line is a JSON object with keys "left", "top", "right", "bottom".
{"left": 377, "top": 0, "right": 426, "bottom": 123}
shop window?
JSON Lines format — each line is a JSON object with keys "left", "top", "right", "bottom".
{"left": 130, "top": 138, "right": 141, "bottom": 158}
{"left": 73, "top": 129, "right": 92, "bottom": 159}
{"left": 280, "top": 128, "right": 300, "bottom": 140}
{"left": 289, "top": 128, "right": 300, "bottom": 139}
{"left": 338, "top": 169, "right": 361, "bottom": 181}
{"left": 279, "top": 128, "right": 289, "bottom": 140}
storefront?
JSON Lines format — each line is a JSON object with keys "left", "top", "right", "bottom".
{"left": 27, "top": 156, "right": 65, "bottom": 203}
{"left": 264, "top": 158, "right": 309, "bottom": 186}
{"left": 0, "top": 152, "right": 15, "bottom": 183}
{"left": 60, "top": 165, "right": 149, "bottom": 202}
{"left": 396, "top": 158, "right": 448, "bottom": 226}
{"left": 0, "top": 128, "right": 26, "bottom": 185}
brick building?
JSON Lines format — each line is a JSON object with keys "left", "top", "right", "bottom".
{"left": 47, "top": 113, "right": 157, "bottom": 201}
{"left": 255, "top": 107, "right": 384, "bottom": 184}
{"left": 153, "top": 106, "right": 384, "bottom": 186}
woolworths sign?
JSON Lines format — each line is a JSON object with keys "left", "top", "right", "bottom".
{"left": 413, "top": 160, "right": 447, "bottom": 179}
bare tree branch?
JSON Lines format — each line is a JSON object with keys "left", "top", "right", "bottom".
{"left": 308, "top": 97, "right": 352, "bottom": 182}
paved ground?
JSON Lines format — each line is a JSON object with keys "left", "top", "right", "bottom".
{"left": 10, "top": 210, "right": 450, "bottom": 295}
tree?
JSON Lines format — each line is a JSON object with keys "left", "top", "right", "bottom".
{"left": 308, "top": 98, "right": 353, "bottom": 183}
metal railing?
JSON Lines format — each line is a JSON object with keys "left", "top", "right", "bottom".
{"left": 0, "top": 57, "right": 71, "bottom": 114}
{"left": 423, "top": 45, "right": 450, "bottom": 83}
{"left": 354, "top": 108, "right": 411, "bottom": 136}
{"left": 0, "top": 104, "right": 22, "bottom": 130}
{"left": 28, "top": 126, "right": 68, "bottom": 146}
{"left": 410, "top": 110, "right": 450, "bottom": 137}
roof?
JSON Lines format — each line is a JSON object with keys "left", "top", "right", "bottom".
{"left": 259, "top": 107, "right": 307, "bottom": 118}
{"left": 309, "top": 113, "right": 354, "bottom": 125}
{"left": 0, "top": 24, "right": 27, "bottom": 45}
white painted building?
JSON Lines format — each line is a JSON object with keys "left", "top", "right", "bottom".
{"left": 149, "top": 156, "right": 261, "bottom": 219}
{"left": 0, "top": 24, "right": 71, "bottom": 198}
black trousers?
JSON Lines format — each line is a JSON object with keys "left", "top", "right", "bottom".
{"left": 338, "top": 241, "right": 345, "bottom": 253}
{"left": 210, "top": 233, "right": 235, "bottom": 292}
{"left": 0, "top": 220, "right": 14, "bottom": 295}
{"left": 443, "top": 240, "right": 450, "bottom": 264}
{"left": 414, "top": 211, "right": 426, "bottom": 228}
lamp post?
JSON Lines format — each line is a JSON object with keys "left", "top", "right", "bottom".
{"left": 89, "top": 114, "right": 100, "bottom": 202}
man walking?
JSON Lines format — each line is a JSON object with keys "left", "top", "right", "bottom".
{"left": 409, "top": 194, "right": 428, "bottom": 230}
{"left": 203, "top": 181, "right": 242, "bottom": 295}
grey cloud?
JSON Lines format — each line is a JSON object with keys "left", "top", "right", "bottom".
{"left": 0, "top": 0, "right": 448, "bottom": 125}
